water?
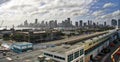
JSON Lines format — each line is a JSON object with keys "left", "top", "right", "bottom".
{"left": 0, "top": 27, "right": 42, "bottom": 30}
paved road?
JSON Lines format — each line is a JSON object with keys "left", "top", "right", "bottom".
{"left": 102, "top": 41, "right": 120, "bottom": 62}
{"left": 0, "top": 50, "right": 43, "bottom": 62}
{"left": 101, "top": 53, "right": 110, "bottom": 62}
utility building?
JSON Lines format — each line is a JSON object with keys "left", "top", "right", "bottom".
{"left": 42, "top": 44, "right": 84, "bottom": 62}
{"left": 11, "top": 42, "right": 33, "bottom": 53}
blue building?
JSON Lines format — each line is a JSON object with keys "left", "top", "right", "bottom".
{"left": 11, "top": 42, "right": 33, "bottom": 53}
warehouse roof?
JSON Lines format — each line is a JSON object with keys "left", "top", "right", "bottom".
{"left": 42, "top": 31, "right": 108, "bottom": 45}
{"left": 13, "top": 42, "right": 32, "bottom": 46}
{"left": 42, "top": 44, "right": 83, "bottom": 55}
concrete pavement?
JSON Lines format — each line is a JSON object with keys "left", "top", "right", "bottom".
{"left": 101, "top": 41, "right": 120, "bottom": 62}
{"left": 0, "top": 50, "right": 43, "bottom": 62}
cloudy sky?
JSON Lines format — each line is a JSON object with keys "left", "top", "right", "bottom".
{"left": 0, "top": 0, "right": 119, "bottom": 26}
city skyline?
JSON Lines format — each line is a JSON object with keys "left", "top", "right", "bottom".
{"left": 0, "top": 0, "right": 119, "bottom": 26}
{"left": 18, "top": 18, "right": 109, "bottom": 28}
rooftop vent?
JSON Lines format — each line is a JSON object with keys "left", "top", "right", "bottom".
{"left": 51, "top": 50, "right": 56, "bottom": 52}
{"left": 38, "top": 55, "right": 44, "bottom": 61}
{"left": 90, "top": 38, "right": 93, "bottom": 40}
{"left": 62, "top": 44, "right": 70, "bottom": 49}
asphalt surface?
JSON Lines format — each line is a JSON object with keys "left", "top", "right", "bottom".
{"left": 0, "top": 50, "right": 42, "bottom": 62}
{"left": 102, "top": 41, "right": 120, "bottom": 62}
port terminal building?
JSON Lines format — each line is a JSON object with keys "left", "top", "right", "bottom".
{"left": 41, "top": 30, "right": 120, "bottom": 62}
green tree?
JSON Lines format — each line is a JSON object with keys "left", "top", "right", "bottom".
{"left": 3, "top": 34, "right": 10, "bottom": 40}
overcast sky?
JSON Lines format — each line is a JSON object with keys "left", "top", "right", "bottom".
{"left": 0, "top": 0, "right": 119, "bottom": 26}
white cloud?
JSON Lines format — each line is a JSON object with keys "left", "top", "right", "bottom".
{"left": 94, "top": 10, "right": 120, "bottom": 25}
{"left": 0, "top": 0, "right": 98, "bottom": 26}
{"left": 92, "top": 10, "right": 105, "bottom": 17}
{"left": 101, "top": 10, "right": 120, "bottom": 19}
{"left": 103, "top": 2, "right": 115, "bottom": 8}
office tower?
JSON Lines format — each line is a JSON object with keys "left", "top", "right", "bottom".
{"left": 104, "top": 22, "right": 106, "bottom": 26}
{"left": 64, "top": 18, "right": 70, "bottom": 27}
{"left": 93, "top": 22, "right": 96, "bottom": 27}
{"left": 90, "top": 21, "right": 92, "bottom": 26}
{"left": 79, "top": 20, "right": 83, "bottom": 27}
{"left": 49, "top": 20, "right": 56, "bottom": 28}
{"left": 35, "top": 19, "right": 38, "bottom": 24}
{"left": 70, "top": 21, "right": 72, "bottom": 25}
{"left": 84, "top": 22, "right": 87, "bottom": 27}
{"left": 67, "top": 18, "right": 71, "bottom": 24}
{"left": 41, "top": 21, "right": 45, "bottom": 27}
{"left": 111, "top": 19, "right": 117, "bottom": 26}
{"left": 67, "top": 18, "right": 71, "bottom": 22}
{"left": 24, "top": 20, "right": 28, "bottom": 27}
{"left": 88, "top": 20, "right": 90, "bottom": 26}
{"left": 97, "top": 22, "right": 99, "bottom": 26}
{"left": 55, "top": 20, "right": 57, "bottom": 27}
{"left": 61, "top": 21, "right": 65, "bottom": 27}
{"left": 118, "top": 19, "right": 120, "bottom": 27}
{"left": 45, "top": 21, "right": 48, "bottom": 27}
{"left": 67, "top": 18, "right": 71, "bottom": 26}
{"left": 75, "top": 21, "right": 78, "bottom": 27}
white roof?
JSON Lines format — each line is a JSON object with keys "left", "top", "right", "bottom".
{"left": 6, "top": 57, "right": 12, "bottom": 61}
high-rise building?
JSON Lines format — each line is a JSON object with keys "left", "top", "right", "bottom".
{"left": 118, "top": 19, "right": 120, "bottom": 27}
{"left": 104, "top": 22, "right": 106, "bottom": 26}
{"left": 83, "top": 22, "right": 87, "bottom": 27}
{"left": 41, "top": 21, "right": 45, "bottom": 27}
{"left": 45, "top": 21, "right": 48, "bottom": 27}
{"left": 35, "top": 19, "right": 38, "bottom": 24}
{"left": 97, "top": 22, "right": 99, "bottom": 26}
{"left": 111, "top": 19, "right": 117, "bottom": 26}
{"left": 88, "top": 20, "right": 90, "bottom": 26}
{"left": 67, "top": 18, "right": 71, "bottom": 26}
{"left": 24, "top": 20, "right": 28, "bottom": 27}
{"left": 75, "top": 21, "right": 78, "bottom": 27}
{"left": 55, "top": 20, "right": 57, "bottom": 27}
{"left": 49, "top": 20, "right": 56, "bottom": 28}
{"left": 67, "top": 18, "right": 70, "bottom": 22}
{"left": 63, "top": 18, "right": 72, "bottom": 27}
{"left": 70, "top": 21, "right": 72, "bottom": 25}
{"left": 90, "top": 21, "right": 92, "bottom": 26}
{"left": 93, "top": 22, "right": 96, "bottom": 27}
{"left": 79, "top": 20, "right": 83, "bottom": 27}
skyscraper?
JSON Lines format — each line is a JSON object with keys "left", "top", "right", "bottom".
{"left": 75, "top": 21, "right": 78, "bottom": 27}
{"left": 41, "top": 21, "right": 45, "bottom": 27}
{"left": 70, "top": 21, "right": 72, "bottom": 25}
{"left": 84, "top": 22, "right": 87, "bottom": 27}
{"left": 55, "top": 20, "right": 57, "bottom": 27}
{"left": 104, "top": 22, "right": 106, "bottom": 26}
{"left": 35, "top": 19, "right": 38, "bottom": 24}
{"left": 118, "top": 19, "right": 120, "bottom": 28}
{"left": 79, "top": 20, "right": 83, "bottom": 27}
{"left": 67, "top": 18, "right": 70, "bottom": 22}
{"left": 93, "top": 22, "right": 96, "bottom": 27}
{"left": 49, "top": 20, "right": 56, "bottom": 28}
{"left": 89, "top": 21, "right": 92, "bottom": 26}
{"left": 88, "top": 20, "right": 90, "bottom": 26}
{"left": 67, "top": 18, "right": 71, "bottom": 26}
{"left": 45, "top": 21, "right": 48, "bottom": 27}
{"left": 111, "top": 19, "right": 117, "bottom": 26}
{"left": 97, "top": 22, "right": 99, "bottom": 26}
{"left": 24, "top": 20, "right": 28, "bottom": 27}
